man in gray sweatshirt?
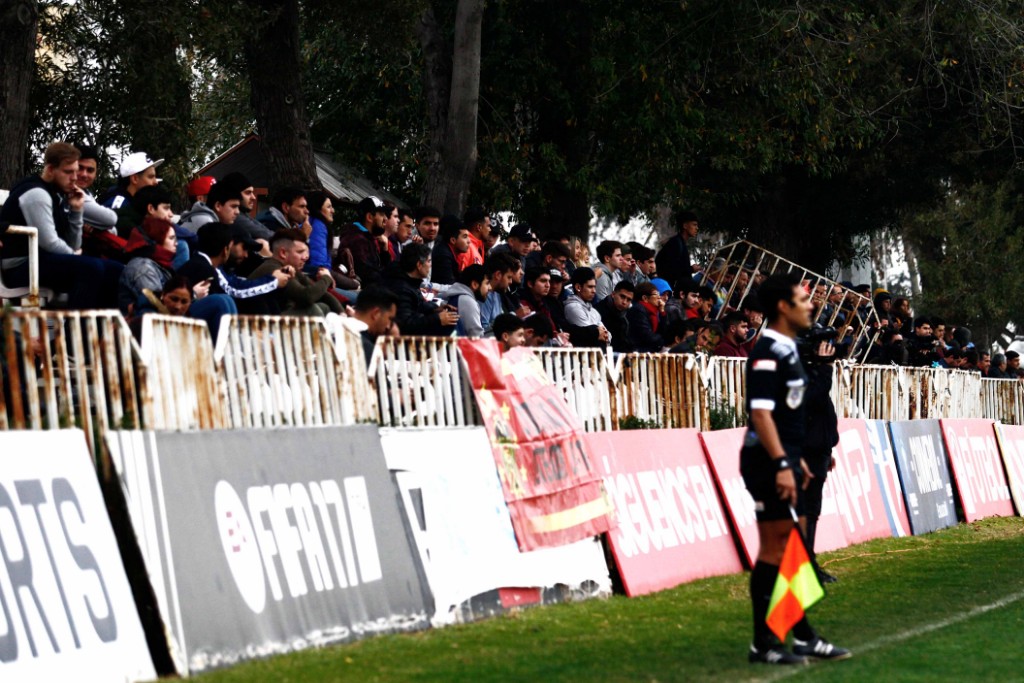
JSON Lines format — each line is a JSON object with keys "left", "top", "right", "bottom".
{"left": 0, "top": 142, "right": 123, "bottom": 308}
{"left": 444, "top": 264, "right": 490, "bottom": 337}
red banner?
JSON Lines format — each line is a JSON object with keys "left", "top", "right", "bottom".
{"left": 700, "top": 427, "right": 852, "bottom": 565}
{"left": 826, "top": 419, "right": 894, "bottom": 545}
{"left": 940, "top": 419, "right": 1014, "bottom": 523}
{"left": 700, "top": 428, "right": 759, "bottom": 566}
{"left": 588, "top": 430, "right": 742, "bottom": 596}
{"left": 458, "top": 340, "right": 614, "bottom": 550}
{"left": 993, "top": 424, "right": 1024, "bottom": 516}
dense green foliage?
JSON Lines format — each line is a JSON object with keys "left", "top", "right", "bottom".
{"left": 905, "top": 180, "right": 1024, "bottom": 346}
{"left": 28, "top": 1, "right": 1024, "bottom": 274}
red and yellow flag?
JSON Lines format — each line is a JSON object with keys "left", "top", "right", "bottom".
{"left": 766, "top": 527, "right": 825, "bottom": 640}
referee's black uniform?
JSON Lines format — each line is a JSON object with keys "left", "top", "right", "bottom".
{"left": 740, "top": 328, "right": 808, "bottom": 521}
{"left": 742, "top": 274, "right": 851, "bottom": 664}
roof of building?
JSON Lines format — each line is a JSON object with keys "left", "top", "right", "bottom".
{"left": 195, "top": 133, "right": 405, "bottom": 207}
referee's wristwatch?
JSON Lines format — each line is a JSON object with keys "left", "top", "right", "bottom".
{"left": 774, "top": 456, "right": 795, "bottom": 472}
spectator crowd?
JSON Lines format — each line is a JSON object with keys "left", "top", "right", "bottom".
{"left": 0, "top": 142, "right": 1019, "bottom": 376}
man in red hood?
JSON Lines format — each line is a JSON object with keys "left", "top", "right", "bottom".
{"left": 457, "top": 206, "right": 490, "bottom": 270}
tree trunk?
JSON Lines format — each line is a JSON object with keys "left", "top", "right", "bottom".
{"left": 651, "top": 203, "right": 674, "bottom": 248}
{"left": 0, "top": 0, "right": 38, "bottom": 187}
{"left": 902, "top": 232, "right": 922, "bottom": 299}
{"left": 417, "top": 4, "right": 450, "bottom": 210}
{"left": 418, "top": 0, "right": 483, "bottom": 215}
{"left": 522, "top": 0, "right": 593, "bottom": 240}
{"left": 119, "top": 1, "right": 192, "bottom": 191}
{"left": 244, "top": 0, "right": 319, "bottom": 190}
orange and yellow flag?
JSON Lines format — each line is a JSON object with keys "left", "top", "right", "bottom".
{"left": 766, "top": 527, "right": 825, "bottom": 640}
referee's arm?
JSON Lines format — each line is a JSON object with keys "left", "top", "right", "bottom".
{"left": 749, "top": 409, "right": 800, "bottom": 506}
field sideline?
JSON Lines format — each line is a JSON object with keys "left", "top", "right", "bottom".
{"left": 193, "top": 517, "right": 1024, "bottom": 682}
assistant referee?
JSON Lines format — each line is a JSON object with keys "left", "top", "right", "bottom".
{"left": 741, "top": 272, "right": 851, "bottom": 665}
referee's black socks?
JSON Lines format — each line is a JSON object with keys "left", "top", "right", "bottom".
{"left": 750, "top": 561, "right": 778, "bottom": 648}
{"left": 751, "top": 561, "right": 818, "bottom": 647}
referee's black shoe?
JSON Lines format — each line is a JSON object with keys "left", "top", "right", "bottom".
{"left": 748, "top": 644, "right": 808, "bottom": 665}
{"left": 792, "top": 636, "right": 852, "bottom": 660}
{"left": 817, "top": 568, "right": 838, "bottom": 584}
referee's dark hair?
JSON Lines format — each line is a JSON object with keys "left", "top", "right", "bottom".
{"left": 758, "top": 271, "right": 804, "bottom": 322}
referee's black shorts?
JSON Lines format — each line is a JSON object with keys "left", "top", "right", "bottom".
{"left": 740, "top": 445, "right": 805, "bottom": 522}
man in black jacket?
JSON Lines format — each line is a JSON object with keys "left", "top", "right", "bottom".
{"left": 596, "top": 280, "right": 634, "bottom": 352}
{"left": 176, "top": 222, "right": 289, "bottom": 316}
{"left": 655, "top": 210, "right": 698, "bottom": 290}
{"left": 430, "top": 215, "right": 470, "bottom": 285}
{"left": 801, "top": 341, "right": 840, "bottom": 584}
{"left": 626, "top": 281, "right": 667, "bottom": 352}
{"left": 382, "top": 243, "right": 458, "bottom": 336}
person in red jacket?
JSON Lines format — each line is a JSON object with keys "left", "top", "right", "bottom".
{"left": 457, "top": 206, "right": 490, "bottom": 270}
{"left": 715, "top": 312, "right": 751, "bottom": 358}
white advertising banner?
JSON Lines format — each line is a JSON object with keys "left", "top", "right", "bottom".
{"left": 0, "top": 430, "right": 155, "bottom": 683}
{"left": 380, "top": 428, "right": 611, "bottom": 626}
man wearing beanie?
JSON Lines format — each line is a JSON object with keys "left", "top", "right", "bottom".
{"left": 219, "top": 172, "right": 274, "bottom": 240}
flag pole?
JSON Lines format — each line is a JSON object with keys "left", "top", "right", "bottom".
{"left": 788, "top": 505, "right": 814, "bottom": 555}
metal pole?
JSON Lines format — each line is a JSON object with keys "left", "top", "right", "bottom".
{"left": 7, "top": 226, "right": 40, "bottom": 309}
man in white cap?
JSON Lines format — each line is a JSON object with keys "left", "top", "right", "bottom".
{"left": 99, "top": 151, "right": 164, "bottom": 237}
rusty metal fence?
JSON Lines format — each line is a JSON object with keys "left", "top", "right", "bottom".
{"left": 370, "top": 336, "right": 477, "bottom": 428}
{"left": 837, "top": 363, "right": 908, "bottom": 420}
{"left": 699, "top": 240, "right": 880, "bottom": 361}
{"left": 0, "top": 310, "right": 146, "bottom": 479}
{"left": 214, "top": 314, "right": 377, "bottom": 428}
{"left": 980, "top": 377, "right": 1024, "bottom": 425}
{"left": 364, "top": 340, "right": 1024, "bottom": 430}
{"left": 140, "top": 315, "right": 227, "bottom": 430}
{"left": 612, "top": 353, "right": 705, "bottom": 429}
{"left": 6, "top": 305, "right": 1024, "bottom": 467}
{"left": 0, "top": 309, "right": 379, "bottom": 472}
{"left": 535, "top": 347, "right": 617, "bottom": 432}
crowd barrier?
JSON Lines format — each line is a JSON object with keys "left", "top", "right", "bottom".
{"left": 614, "top": 353, "right": 704, "bottom": 429}
{"left": 5, "top": 308, "right": 1024, "bottom": 473}
{"left": 0, "top": 310, "right": 145, "bottom": 479}
{"left": 370, "top": 337, "right": 1023, "bottom": 430}
{"left": 140, "top": 315, "right": 226, "bottom": 430}
{"left": 370, "top": 335, "right": 476, "bottom": 428}
{"left": 700, "top": 240, "right": 882, "bottom": 361}
{"left": 537, "top": 347, "right": 617, "bottom": 432}
{"left": 8, "top": 412, "right": 1021, "bottom": 679}
{"left": 5, "top": 331, "right": 1024, "bottom": 680}
{"left": 214, "top": 315, "right": 373, "bottom": 428}
{"left": 1, "top": 311, "right": 377, "bottom": 476}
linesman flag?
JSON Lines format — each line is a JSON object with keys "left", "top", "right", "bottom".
{"left": 766, "top": 526, "right": 825, "bottom": 641}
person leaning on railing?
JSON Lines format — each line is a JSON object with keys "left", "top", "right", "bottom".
{"left": 0, "top": 142, "right": 124, "bottom": 309}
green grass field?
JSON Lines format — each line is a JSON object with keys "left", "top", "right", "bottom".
{"left": 195, "top": 517, "right": 1024, "bottom": 683}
